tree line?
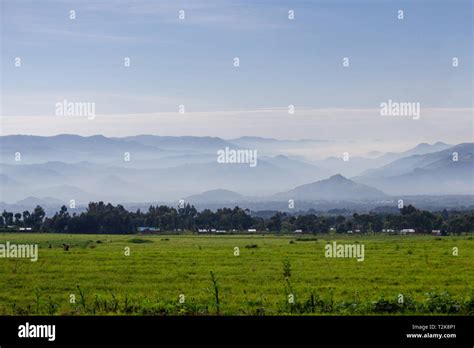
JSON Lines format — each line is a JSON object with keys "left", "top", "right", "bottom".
{"left": 1, "top": 202, "right": 473, "bottom": 234}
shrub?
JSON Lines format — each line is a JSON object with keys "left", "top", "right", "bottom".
{"left": 127, "top": 238, "right": 153, "bottom": 244}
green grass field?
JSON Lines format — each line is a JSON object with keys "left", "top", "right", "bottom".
{"left": 0, "top": 233, "right": 472, "bottom": 315}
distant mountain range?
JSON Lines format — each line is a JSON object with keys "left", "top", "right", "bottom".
{"left": 315, "top": 142, "right": 453, "bottom": 177}
{"left": 354, "top": 143, "right": 473, "bottom": 195}
{"left": 189, "top": 174, "right": 388, "bottom": 203}
{"left": 273, "top": 174, "right": 387, "bottom": 201}
{"left": 186, "top": 189, "right": 244, "bottom": 203}
{"left": 0, "top": 135, "right": 472, "bottom": 211}
{"left": 120, "top": 135, "right": 239, "bottom": 154}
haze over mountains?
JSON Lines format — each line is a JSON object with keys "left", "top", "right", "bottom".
{"left": 273, "top": 174, "right": 388, "bottom": 201}
{"left": 0, "top": 135, "right": 472, "bottom": 212}
{"left": 355, "top": 143, "right": 473, "bottom": 195}
{"left": 315, "top": 142, "right": 454, "bottom": 177}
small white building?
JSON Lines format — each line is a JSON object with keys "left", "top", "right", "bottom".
{"left": 400, "top": 228, "right": 415, "bottom": 235}
{"left": 247, "top": 228, "right": 257, "bottom": 233}
{"left": 431, "top": 230, "right": 441, "bottom": 236}
{"left": 294, "top": 229, "right": 303, "bottom": 234}
{"left": 382, "top": 229, "right": 395, "bottom": 233}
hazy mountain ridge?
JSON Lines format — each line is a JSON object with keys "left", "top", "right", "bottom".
{"left": 354, "top": 143, "right": 474, "bottom": 195}
{"left": 120, "top": 134, "right": 240, "bottom": 154}
{"left": 186, "top": 189, "right": 243, "bottom": 203}
{"left": 315, "top": 142, "right": 453, "bottom": 177}
{"left": 273, "top": 174, "right": 388, "bottom": 201}
{"left": 0, "top": 135, "right": 471, "bottom": 208}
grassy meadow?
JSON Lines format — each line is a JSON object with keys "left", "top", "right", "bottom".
{"left": 0, "top": 233, "right": 473, "bottom": 315}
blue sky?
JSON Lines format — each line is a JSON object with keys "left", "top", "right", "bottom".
{"left": 0, "top": 0, "right": 472, "bottom": 145}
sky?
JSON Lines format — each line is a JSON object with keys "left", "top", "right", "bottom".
{"left": 0, "top": 0, "right": 473, "bottom": 146}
